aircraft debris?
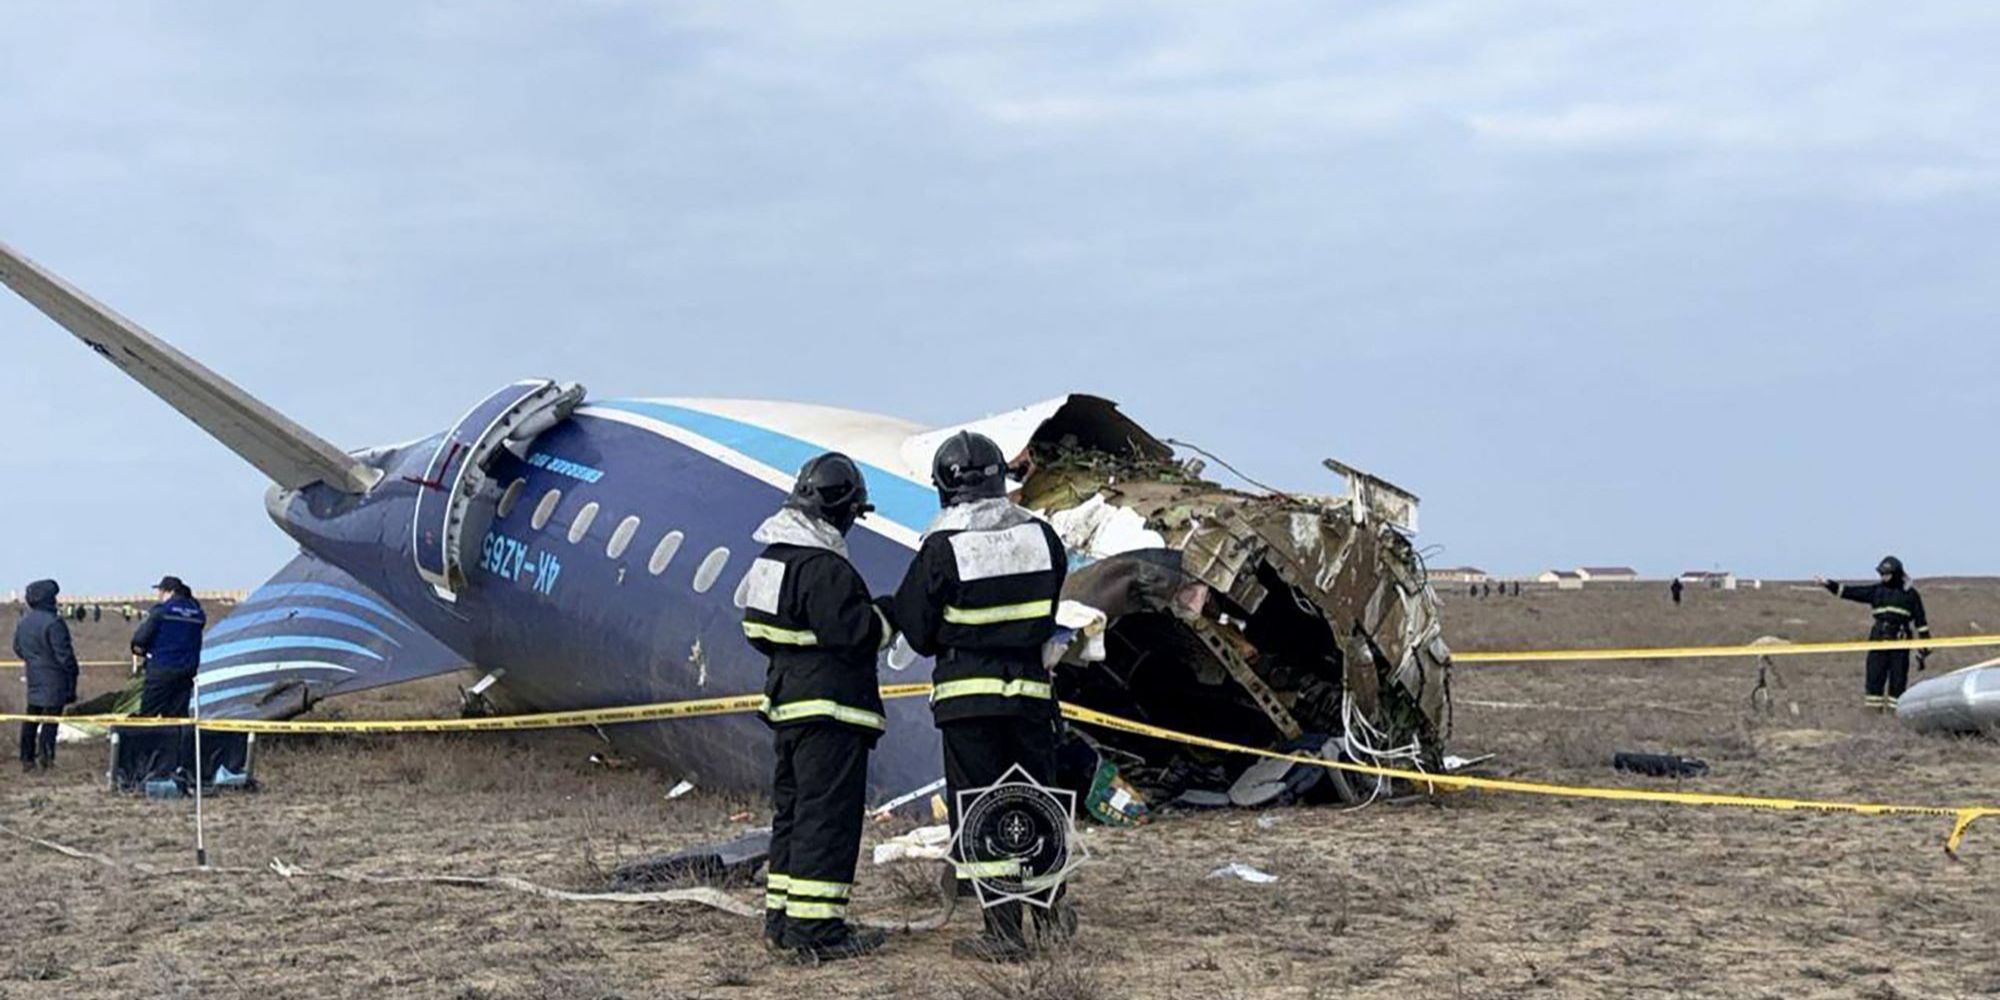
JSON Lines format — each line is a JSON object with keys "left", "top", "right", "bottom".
{"left": 1612, "top": 752, "right": 1709, "bottom": 779}
{"left": 871, "top": 824, "right": 953, "bottom": 865}
{"left": 1897, "top": 657, "right": 2000, "bottom": 735}
{"left": 607, "top": 829, "right": 771, "bottom": 890}
{"left": 665, "top": 779, "right": 695, "bottom": 799}
{"left": 1207, "top": 863, "right": 1277, "bottom": 884}
{"left": 1007, "top": 403, "right": 1451, "bottom": 812}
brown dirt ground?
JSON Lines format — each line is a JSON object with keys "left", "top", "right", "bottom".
{"left": 4, "top": 580, "right": 1999, "bottom": 1000}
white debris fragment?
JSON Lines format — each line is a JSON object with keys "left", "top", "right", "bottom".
{"left": 1045, "top": 494, "right": 1166, "bottom": 563}
{"left": 1208, "top": 863, "right": 1278, "bottom": 884}
{"left": 872, "top": 824, "right": 954, "bottom": 865}
{"left": 1442, "top": 754, "right": 1495, "bottom": 772}
{"left": 886, "top": 634, "right": 921, "bottom": 672}
{"left": 1045, "top": 600, "right": 1110, "bottom": 667}
{"left": 665, "top": 780, "right": 695, "bottom": 800}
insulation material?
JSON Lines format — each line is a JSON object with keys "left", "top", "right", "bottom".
{"left": 1045, "top": 494, "right": 1168, "bottom": 563}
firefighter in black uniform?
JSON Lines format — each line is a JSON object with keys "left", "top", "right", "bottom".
{"left": 743, "top": 453, "right": 893, "bottom": 961}
{"left": 1816, "top": 556, "right": 1931, "bottom": 710}
{"left": 890, "top": 431, "right": 1074, "bottom": 963}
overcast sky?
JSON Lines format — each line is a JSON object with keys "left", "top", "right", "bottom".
{"left": 2, "top": 2, "right": 1994, "bottom": 594}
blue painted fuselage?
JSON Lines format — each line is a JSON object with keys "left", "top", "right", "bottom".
{"left": 266, "top": 401, "right": 944, "bottom": 798}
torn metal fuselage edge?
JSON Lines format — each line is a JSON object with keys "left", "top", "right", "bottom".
{"left": 1012, "top": 399, "right": 1452, "bottom": 807}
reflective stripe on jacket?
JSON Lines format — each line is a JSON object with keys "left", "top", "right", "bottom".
{"left": 890, "top": 506, "right": 1066, "bottom": 724}
{"left": 742, "top": 537, "right": 890, "bottom": 739}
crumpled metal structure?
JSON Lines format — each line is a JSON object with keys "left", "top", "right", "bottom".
{"left": 1015, "top": 411, "right": 1451, "bottom": 804}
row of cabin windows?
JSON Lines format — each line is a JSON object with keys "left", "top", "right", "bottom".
{"left": 499, "top": 479, "right": 731, "bottom": 595}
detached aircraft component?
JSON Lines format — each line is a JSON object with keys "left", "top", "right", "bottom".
{"left": 1898, "top": 659, "right": 2000, "bottom": 735}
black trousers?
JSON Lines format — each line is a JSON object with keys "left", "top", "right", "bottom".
{"left": 1865, "top": 649, "right": 1912, "bottom": 702}
{"left": 140, "top": 669, "right": 196, "bottom": 718}
{"left": 768, "top": 723, "right": 871, "bottom": 946}
{"left": 941, "top": 714, "right": 1063, "bottom": 940}
{"left": 18, "top": 704, "right": 58, "bottom": 765}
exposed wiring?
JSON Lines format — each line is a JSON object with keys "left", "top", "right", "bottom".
{"left": 1160, "top": 437, "right": 1299, "bottom": 501}
{"left": 1333, "top": 691, "right": 1429, "bottom": 814}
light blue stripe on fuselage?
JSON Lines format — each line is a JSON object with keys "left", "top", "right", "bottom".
{"left": 236, "top": 583, "right": 413, "bottom": 628}
{"left": 196, "top": 662, "right": 358, "bottom": 707}
{"left": 200, "top": 635, "right": 385, "bottom": 665}
{"left": 594, "top": 400, "right": 936, "bottom": 533}
{"left": 198, "top": 683, "right": 271, "bottom": 706}
{"left": 206, "top": 607, "right": 402, "bottom": 645}
{"left": 197, "top": 661, "right": 358, "bottom": 689}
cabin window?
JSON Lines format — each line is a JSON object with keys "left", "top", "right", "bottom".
{"left": 496, "top": 478, "right": 526, "bottom": 518}
{"left": 692, "top": 547, "right": 731, "bottom": 593}
{"left": 648, "top": 531, "right": 685, "bottom": 576}
{"left": 568, "top": 502, "right": 601, "bottom": 544}
{"left": 531, "top": 489, "right": 562, "bottom": 530}
{"left": 607, "top": 516, "right": 641, "bottom": 559}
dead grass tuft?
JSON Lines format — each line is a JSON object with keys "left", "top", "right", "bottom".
{"left": 967, "top": 953, "right": 1107, "bottom": 1000}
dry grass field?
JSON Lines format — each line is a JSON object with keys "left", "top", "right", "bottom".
{"left": 4, "top": 579, "right": 1999, "bottom": 999}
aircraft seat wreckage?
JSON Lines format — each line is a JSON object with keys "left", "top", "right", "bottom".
{"left": 0, "top": 237, "right": 1453, "bottom": 818}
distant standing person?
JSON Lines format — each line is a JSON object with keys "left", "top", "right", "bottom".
{"left": 131, "top": 576, "right": 206, "bottom": 717}
{"left": 12, "top": 580, "right": 80, "bottom": 772}
{"left": 1670, "top": 578, "right": 1684, "bottom": 605}
{"left": 1815, "top": 556, "right": 1930, "bottom": 711}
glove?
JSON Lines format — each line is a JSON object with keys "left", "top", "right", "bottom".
{"left": 1917, "top": 649, "right": 1933, "bottom": 671}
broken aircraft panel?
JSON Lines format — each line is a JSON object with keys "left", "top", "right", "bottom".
{"left": 995, "top": 397, "right": 1453, "bottom": 807}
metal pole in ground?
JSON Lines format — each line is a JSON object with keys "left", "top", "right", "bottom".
{"left": 192, "top": 696, "right": 207, "bottom": 868}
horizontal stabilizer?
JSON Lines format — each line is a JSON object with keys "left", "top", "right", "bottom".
{"left": 197, "top": 552, "right": 469, "bottom": 718}
{"left": 0, "top": 240, "right": 379, "bottom": 492}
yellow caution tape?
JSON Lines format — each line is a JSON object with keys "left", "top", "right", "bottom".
{"left": 1456, "top": 633, "right": 2000, "bottom": 664}
{"left": 0, "top": 660, "right": 135, "bottom": 669}
{"left": 0, "top": 685, "right": 939, "bottom": 734}
{"left": 1056, "top": 704, "right": 1998, "bottom": 854}
{"left": 7, "top": 639, "right": 1996, "bottom": 852}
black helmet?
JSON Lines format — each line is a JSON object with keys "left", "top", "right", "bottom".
{"left": 1877, "top": 555, "right": 1905, "bottom": 580}
{"left": 786, "top": 453, "right": 873, "bottom": 534}
{"left": 931, "top": 431, "right": 1008, "bottom": 506}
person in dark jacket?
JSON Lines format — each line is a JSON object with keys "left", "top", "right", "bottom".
{"left": 890, "top": 431, "right": 1073, "bottom": 963}
{"left": 1816, "top": 556, "right": 1931, "bottom": 710}
{"left": 12, "top": 580, "right": 79, "bottom": 772}
{"left": 743, "top": 453, "right": 891, "bottom": 962}
{"left": 131, "top": 576, "right": 206, "bottom": 717}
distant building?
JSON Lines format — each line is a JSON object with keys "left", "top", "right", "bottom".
{"left": 1576, "top": 566, "right": 1640, "bottom": 582}
{"left": 1678, "top": 570, "right": 1737, "bottom": 591}
{"left": 1538, "top": 569, "right": 1586, "bottom": 590}
{"left": 1429, "top": 566, "right": 1489, "bottom": 584}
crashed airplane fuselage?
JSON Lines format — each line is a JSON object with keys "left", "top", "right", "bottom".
{"left": 0, "top": 241, "right": 1452, "bottom": 806}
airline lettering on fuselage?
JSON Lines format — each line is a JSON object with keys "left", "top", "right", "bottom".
{"left": 479, "top": 530, "right": 563, "bottom": 596}
{"left": 527, "top": 452, "right": 605, "bottom": 483}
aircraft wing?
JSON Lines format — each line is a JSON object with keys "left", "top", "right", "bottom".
{"left": 0, "top": 240, "right": 379, "bottom": 493}
{"left": 197, "top": 551, "right": 471, "bottom": 719}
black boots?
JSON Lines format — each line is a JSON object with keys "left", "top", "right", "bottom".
{"left": 788, "top": 925, "right": 886, "bottom": 963}
{"left": 954, "top": 904, "right": 1031, "bottom": 963}
{"left": 952, "top": 898, "right": 1078, "bottom": 963}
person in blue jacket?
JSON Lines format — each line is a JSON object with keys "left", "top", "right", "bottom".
{"left": 130, "top": 576, "right": 206, "bottom": 717}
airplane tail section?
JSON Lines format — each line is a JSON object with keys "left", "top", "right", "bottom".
{"left": 0, "top": 240, "right": 380, "bottom": 493}
{"left": 198, "top": 551, "right": 470, "bottom": 719}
